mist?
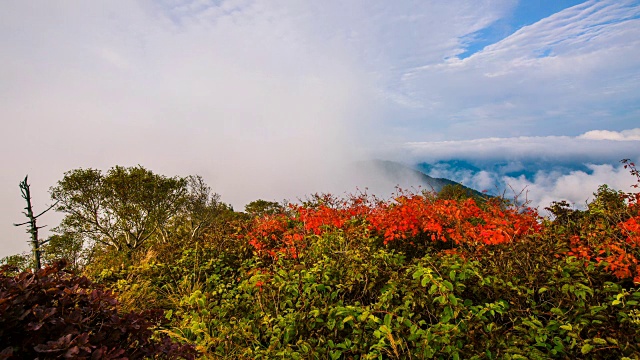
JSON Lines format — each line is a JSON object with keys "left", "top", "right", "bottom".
{"left": 2, "top": 1, "right": 639, "bottom": 258}
{"left": 0, "top": 1, "right": 398, "bottom": 257}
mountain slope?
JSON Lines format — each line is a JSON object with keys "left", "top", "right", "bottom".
{"left": 352, "top": 160, "right": 484, "bottom": 196}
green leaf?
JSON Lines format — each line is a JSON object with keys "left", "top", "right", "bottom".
{"left": 581, "top": 343, "right": 594, "bottom": 354}
{"left": 284, "top": 326, "right": 295, "bottom": 343}
{"left": 449, "top": 270, "right": 456, "bottom": 281}
{"left": 538, "top": 287, "right": 548, "bottom": 294}
{"left": 433, "top": 295, "right": 446, "bottom": 305}
{"left": 412, "top": 269, "right": 423, "bottom": 279}
{"left": 560, "top": 324, "right": 572, "bottom": 331}
{"left": 448, "top": 293, "right": 458, "bottom": 306}
{"left": 442, "top": 280, "right": 454, "bottom": 291}
{"left": 384, "top": 314, "right": 392, "bottom": 327}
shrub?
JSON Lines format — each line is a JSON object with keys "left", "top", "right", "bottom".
{"left": 0, "top": 261, "right": 196, "bottom": 359}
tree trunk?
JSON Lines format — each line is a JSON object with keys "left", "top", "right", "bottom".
{"left": 14, "top": 176, "right": 58, "bottom": 272}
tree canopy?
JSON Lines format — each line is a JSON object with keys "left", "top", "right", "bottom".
{"left": 50, "top": 166, "right": 187, "bottom": 253}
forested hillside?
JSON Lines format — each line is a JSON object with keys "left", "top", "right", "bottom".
{"left": 2, "top": 161, "right": 640, "bottom": 359}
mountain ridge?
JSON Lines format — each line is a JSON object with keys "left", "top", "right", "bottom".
{"left": 354, "top": 159, "right": 485, "bottom": 197}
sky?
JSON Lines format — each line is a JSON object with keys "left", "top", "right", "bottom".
{"left": 1, "top": 0, "right": 639, "bottom": 257}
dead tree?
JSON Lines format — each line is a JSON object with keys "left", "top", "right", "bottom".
{"left": 13, "top": 176, "right": 57, "bottom": 271}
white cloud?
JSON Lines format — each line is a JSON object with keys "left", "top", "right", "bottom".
{"left": 388, "top": 0, "right": 640, "bottom": 140}
{"left": 578, "top": 128, "right": 640, "bottom": 141}
{"left": 503, "top": 164, "right": 637, "bottom": 213}
{"left": 0, "top": 0, "right": 638, "bottom": 257}
{"left": 401, "top": 128, "right": 640, "bottom": 213}
{"left": 402, "top": 129, "right": 640, "bottom": 165}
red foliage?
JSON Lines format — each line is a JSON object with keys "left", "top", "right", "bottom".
{"left": 567, "top": 226, "right": 640, "bottom": 284}
{"left": 245, "top": 191, "right": 541, "bottom": 259}
{"left": 245, "top": 193, "right": 376, "bottom": 259}
{"left": 368, "top": 195, "right": 540, "bottom": 246}
{"left": 244, "top": 173, "right": 640, "bottom": 284}
{"left": 0, "top": 261, "right": 196, "bottom": 359}
{"left": 565, "top": 162, "right": 640, "bottom": 284}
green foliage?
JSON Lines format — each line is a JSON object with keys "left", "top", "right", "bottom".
{"left": 159, "top": 175, "right": 235, "bottom": 244}
{"left": 6, "top": 162, "right": 640, "bottom": 358}
{"left": 437, "top": 183, "right": 485, "bottom": 203}
{"left": 0, "top": 253, "right": 31, "bottom": 276}
{"left": 133, "top": 232, "right": 638, "bottom": 358}
{"left": 244, "top": 199, "right": 285, "bottom": 217}
{"left": 40, "top": 233, "right": 86, "bottom": 272}
{"left": 51, "top": 165, "right": 188, "bottom": 253}
{"left": 49, "top": 166, "right": 235, "bottom": 267}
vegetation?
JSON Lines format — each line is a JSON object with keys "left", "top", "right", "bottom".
{"left": 2, "top": 162, "right": 640, "bottom": 359}
{"left": 50, "top": 166, "right": 188, "bottom": 253}
{"left": 0, "top": 260, "right": 197, "bottom": 359}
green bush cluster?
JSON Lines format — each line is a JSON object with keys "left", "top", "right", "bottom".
{"left": 100, "top": 225, "right": 640, "bottom": 359}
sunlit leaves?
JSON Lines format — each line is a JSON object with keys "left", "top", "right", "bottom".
{"left": 245, "top": 190, "right": 541, "bottom": 261}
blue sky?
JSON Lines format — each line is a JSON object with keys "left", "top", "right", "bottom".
{"left": 1, "top": 0, "right": 639, "bottom": 257}
{"left": 459, "top": 0, "right": 586, "bottom": 59}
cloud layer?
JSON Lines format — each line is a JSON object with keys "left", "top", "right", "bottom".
{"left": 403, "top": 129, "right": 640, "bottom": 211}
{"left": 403, "top": 129, "right": 640, "bottom": 164}
{"left": 1, "top": 1, "right": 638, "bottom": 257}
{"left": 381, "top": 0, "right": 640, "bottom": 141}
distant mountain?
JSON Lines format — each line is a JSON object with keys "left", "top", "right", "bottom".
{"left": 416, "top": 159, "right": 594, "bottom": 183}
{"left": 353, "top": 160, "right": 484, "bottom": 196}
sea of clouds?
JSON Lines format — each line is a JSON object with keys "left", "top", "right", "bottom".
{"left": 397, "top": 128, "right": 640, "bottom": 211}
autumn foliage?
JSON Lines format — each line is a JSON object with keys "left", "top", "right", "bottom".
{"left": 245, "top": 192, "right": 542, "bottom": 263}
{"left": 0, "top": 261, "right": 196, "bottom": 359}
{"left": 4, "top": 162, "right": 640, "bottom": 358}
{"left": 242, "top": 165, "right": 640, "bottom": 287}
{"left": 558, "top": 159, "right": 640, "bottom": 284}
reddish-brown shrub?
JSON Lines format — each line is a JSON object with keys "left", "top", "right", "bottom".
{"left": 0, "top": 261, "right": 196, "bottom": 359}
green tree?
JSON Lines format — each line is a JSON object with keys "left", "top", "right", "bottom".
{"left": 50, "top": 166, "right": 187, "bottom": 254}
{"left": 159, "top": 175, "right": 233, "bottom": 242}
{"left": 244, "top": 199, "right": 284, "bottom": 217}
{"left": 0, "top": 253, "right": 31, "bottom": 275}
{"left": 437, "top": 184, "right": 483, "bottom": 202}
{"left": 41, "top": 233, "right": 86, "bottom": 272}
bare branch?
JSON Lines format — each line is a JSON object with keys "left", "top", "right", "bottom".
{"left": 34, "top": 200, "right": 59, "bottom": 219}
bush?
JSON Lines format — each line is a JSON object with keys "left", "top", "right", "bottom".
{"left": 0, "top": 261, "right": 196, "bottom": 359}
